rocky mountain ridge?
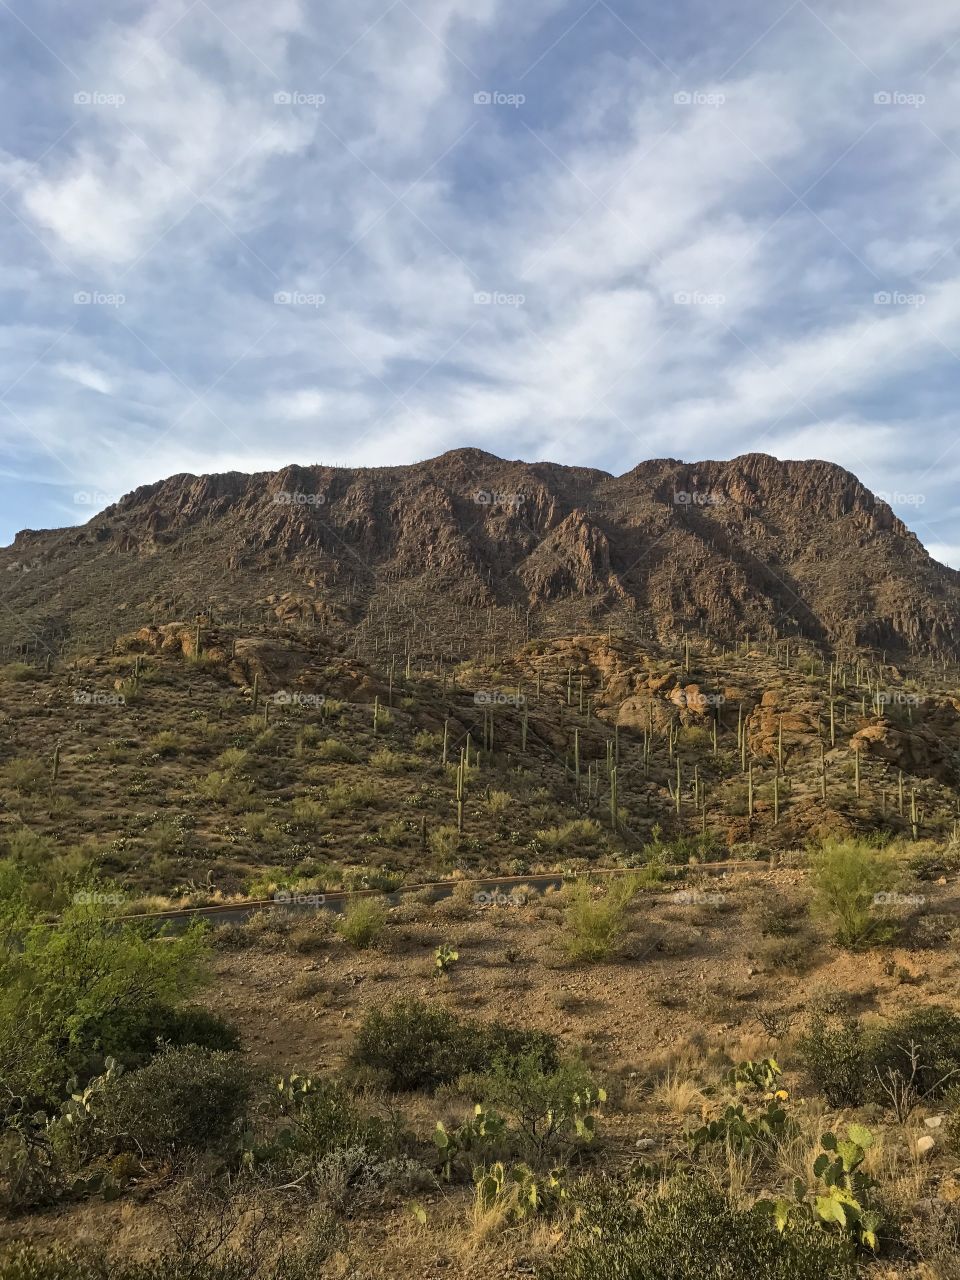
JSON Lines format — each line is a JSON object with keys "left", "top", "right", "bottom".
{"left": 2, "top": 450, "right": 957, "bottom": 661}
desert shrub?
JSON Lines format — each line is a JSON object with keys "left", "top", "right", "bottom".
{"left": 377, "top": 819, "right": 408, "bottom": 848}
{"left": 810, "top": 838, "right": 896, "bottom": 947}
{"left": 110, "top": 1004, "right": 241, "bottom": 1063}
{"left": 480, "top": 1051, "right": 604, "bottom": 1166}
{"left": 350, "top": 999, "right": 558, "bottom": 1092}
{"left": 0, "top": 1104, "right": 62, "bottom": 1212}
{"left": 0, "top": 663, "right": 34, "bottom": 682}
{"left": 98, "top": 1045, "right": 255, "bottom": 1160}
{"left": 268, "top": 1074, "right": 402, "bottom": 1170}
{"left": 324, "top": 781, "right": 378, "bottom": 814}
{"left": 676, "top": 725, "right": 712, "bottom": 749}
{"left": 1, "top": 758, "right": 46, "bottom": 796}
{"left": 798, "top": 1005, "right": 960, "bottom": 1111}
{"left": 335, "top": 898, "right": 388, "bottom": 949}
{"left": 195, "top": 771, "right": 254, "bottom": 812}
{"left": 563, "top": 878, "right": 636, "bottom": 962}
{"left": 485, "top": 790, "right": 513, "bottom": 816}
{"left": 429, "top": 825, "right": 459, "bottom": 859}
{"left": 542, "top": 1176, "right": 854, "bottom": 1280}
{"left": 909, "top": 840, "right": 960, "bottom": 882}
{"left": 796, "top": 1009, "right": 871, "bottom": 1107}
{"left": 146, "top": 731, "right": 183, "bottom": 758}
{"left": 867, "top": 1006, "right": 960, "bottom": 1108}
{"left": 291, "top": 798, "right": 326, "bottom": 830}
{"left": 369, "top": 747, "right": 404, "bottom": 774}
{"left": 310, "top": 738, "right": 350, "bottom": 763}
{"left": 535, "top": 820, "right": 601, "bottom": 851}
{"left": 308, "top": 1145, "right": 427, "bottom": 1213}
{"left": 0, "top": 873, "right": 208, "bottom": 1104}
{"left": 1, "top": 826, "right": 53, "bottom": 866}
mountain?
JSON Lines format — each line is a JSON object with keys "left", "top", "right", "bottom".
{"left": 2, "top": 449, "right": 958, "bottom": 661}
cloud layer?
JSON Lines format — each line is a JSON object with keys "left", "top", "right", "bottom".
{"left": 2, "top": 0, "right": 960, "bottom": 562}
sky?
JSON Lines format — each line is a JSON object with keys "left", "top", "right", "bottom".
{"left": 2, "top": 1, "right": 960, "bottom": 565}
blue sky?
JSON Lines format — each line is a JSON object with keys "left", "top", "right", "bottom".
{"left": 2, "top": 1, "right": 960, "bottom": 564}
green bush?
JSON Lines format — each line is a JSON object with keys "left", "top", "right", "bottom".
{"left": 809, "top": 839, "right": 895, "bottom": 948}
{"left": 480, "top": 1051, "right": 604, "bottom": 1165}
{"left": 867, "top": 1006, "right": 960, "bottom": 1107}
{"left": 796, "top": 1009, "right": 871, "bottom": 1108}
{"left": 98, "top": 1045, "right": 255, "bottom": 1160}
{"left": 798, "top": 1005, "right": 960, "bottom": 1111}
{"left": 541, "top": 1177, "right": 854, "bottom": 1280}
{"left": 271, "top": 1074, "right": 400, "bottom": 1165}
{"left": 563, "top": 878, "right": 636, "bottom": 962}
{"left": 350, "top": 999, "right": 558, "bottom": 1092}
{"left": 0, "top": 872, "right": 208, "bottom": 1104}
{"left": 110, "top": 1004, "right": 241, "bottom": 1064}
{"left": 335, "top": 898, "right": 388, "bottom": 949}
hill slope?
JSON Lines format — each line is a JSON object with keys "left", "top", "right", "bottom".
{"left": 2, "top": 449, "right": 958, "bottom": 660}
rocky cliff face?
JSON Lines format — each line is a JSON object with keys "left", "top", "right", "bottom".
{"left": 2, "top": 449, "right": 958, "bottom": 659}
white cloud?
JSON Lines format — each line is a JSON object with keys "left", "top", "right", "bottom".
{"left": 5, "top": 0, "right": 960, "bottom": 561}
{"left": 54, "top": 361, "right": 115, "bottom": 394}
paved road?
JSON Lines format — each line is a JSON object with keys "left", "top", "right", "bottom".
{"left": 119, "top": 859, "right": 768, "bottom": 930}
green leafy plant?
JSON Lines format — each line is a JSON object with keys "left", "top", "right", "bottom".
{"left": 690, "top": 1100, "right": 790, "bottom": 1154}
{"left": 772, "top": 1124, "right": 881, "bottom": 1252}
{"left": 479, "top": 1051, "right": 605, "bottom": 1166}
{"left": 809, "top": 839, "right": 896, "bottom": 948}
{"left": 562, "top": 877, "right": 636, "bottom": 962}
{"left": 725, "top": 1057, "right": 784, "bottom": 1096}
{"left": 433, "top": 943, "right": 459, "bottom": 978}
{"left": 473, "top": 1160, "right": 566, "bottom": 1222}
{"left": 433, "top": 1105, "right": 506, "bottom": 1180}
{"left": 543, "top": 1176, "right": 854, "bottom": 1280}
{"left": 335, "top": 898, "right": 387, "bottom": 949}
{"left": 350, "top": 999, "right": 558, "bottom": 1092}
{"left": 0, "top": 871, "right": 208, "bottom": 1105}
